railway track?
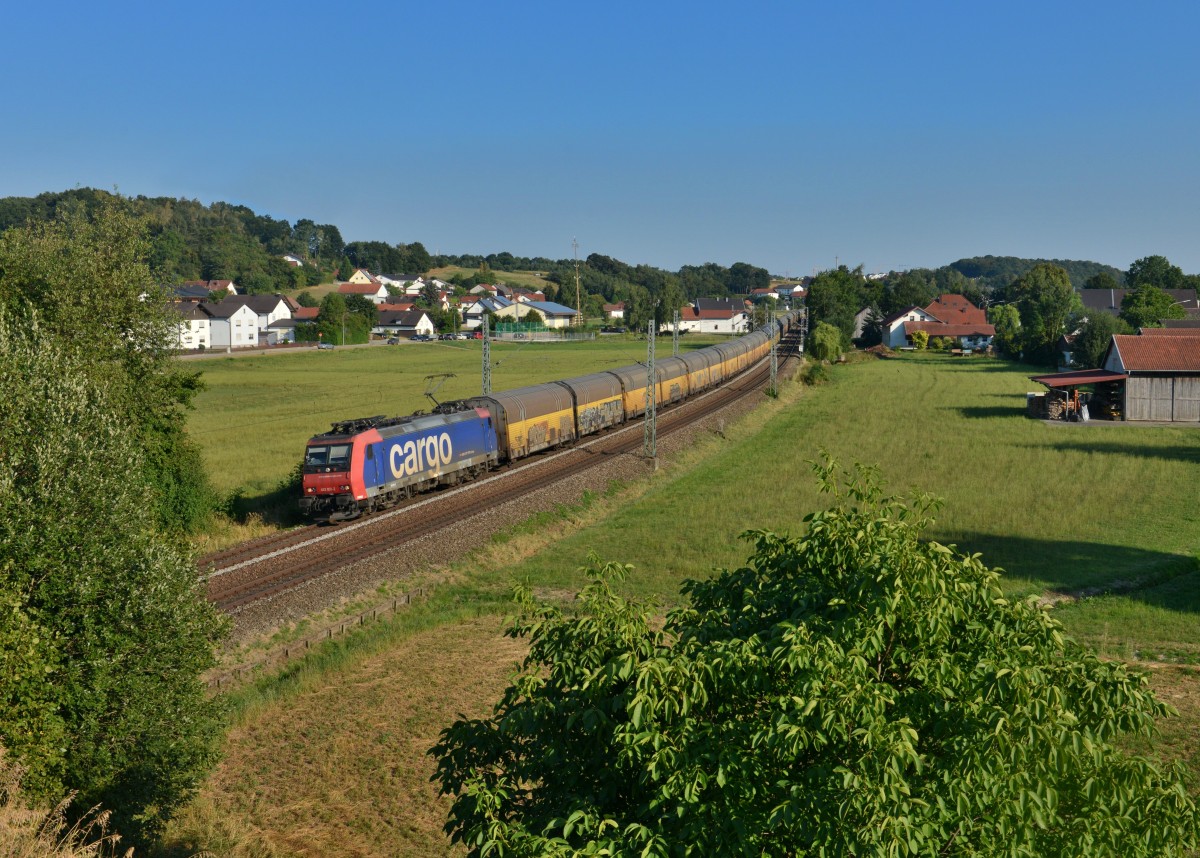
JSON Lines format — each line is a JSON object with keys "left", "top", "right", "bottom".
{"left": 205, "top": 343, "right": 800, "bottom": 612}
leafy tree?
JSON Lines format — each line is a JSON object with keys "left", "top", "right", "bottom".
{"left": 0, "top": 197, "right": 212, "bottom": 533}
{"left": 401, "top": 240, "right": 432, "bottom": 273}
{"left": 1126, "top": 255, "right": 1185, "bottom": 291}
{"left": 806, "top": 266, "right": 864, "bottom": 344}
{"left": 808, "top": 320, "right": 843, "bottom": 361}
{"left": 296, "top": 290, "right": 318, "bottom": 308}
{"left": 988, "top": 304, "right": 1022, "bottom": 357}
{"left": 911, "top": 329, "right": 929, "bottom": 351}
{"left": 317, "top": 292, "right": 371, "bottom": 344}
{"left": 1120, "top": 284, "right": 1188, "bottom": 329}
{"left": 0, "top": 310, "right": 225, "bottom": 846}
{"left": 1083, "top": 271, "right": 1121, "bottom": 290}
{"left": 883, "top": 271, "right": 937, "bottom": 315}
{"left": 728, "top": 261, "right": 770, "bottom": 294}
{"left": 1009, "top": 263, "right": 1081, "bottom": 365}
{"left": 432, "top": 461, "right": 1198, "bottom": 857}
{"left": 1072, "top": 312, "right": 1131, "bottom": 368}
{"left": 859, "top": 305, "right": 884, "bottom": 347}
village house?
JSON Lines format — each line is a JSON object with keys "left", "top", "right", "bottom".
{"left": 676, "top": 298, "right": 749, "bottom": 335}
{"left": 373, "top": 309, "right": 435, "bottom": 339}
{"left": 603, "top": 301, "right": 626, "bottom": 320}
{"left": 337, "top": 281, "right": 390, "bottom": 304}
{"left": 172, "top": 303, "right": 211, "bottom": 349}
{"left": 494, "top": 300, "right": 578, "bottom": 329}
{"left": 882, "top": 295, "right": 994, "bottom": 350}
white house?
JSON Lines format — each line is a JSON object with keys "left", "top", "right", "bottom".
{"left": 495, "top": 300, "right": 578, "bottom": 329}
{"left": 603, "top": 302, "right": 626, "bottom": 319}
{"left": 172, "top": 303, "right": 211, "bottom": 350}
{"left": 203, "top": 301, "right": 260, "bottom": 349}
{"left": 223, "top": 294, "right": 293, "bottom": 331}
{"left": 337, "top": 281, "right": 390, "bottom": 304}
{"left": 281, "top": 253, "right": 305, "bottom": 267}
{"left": 881, "top": 306, "right": 939, "bottom": 348}
{"left": 461, "top": 296, "right": 512, "bottom": 329}
{"left": 676, "top": 298, "right": 749, "bottom": 334}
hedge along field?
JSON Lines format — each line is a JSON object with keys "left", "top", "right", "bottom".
{"left": 503, "top": 353, "right": 1200, "bottom": 660}
{"left": 187, "top": 336, "right": 714, "bottom": 498}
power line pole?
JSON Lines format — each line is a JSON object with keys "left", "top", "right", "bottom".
{"left": 672, "top": 309, "right": 680, "bottom": 356}
{"left": 482, "top": 315, "right": 492, "bottom": 395}
{"left": 572, "top": 237, "right": 583, "bottom": 328}
{"left": 643, "top": 319, "right": 657, "bottom": 461}
{"left": 769, "top": 303, "right": 778, "bottom": 396}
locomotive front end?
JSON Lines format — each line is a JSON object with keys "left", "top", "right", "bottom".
{"left": 300, "top": 436, "right": 360, "bottom": 521}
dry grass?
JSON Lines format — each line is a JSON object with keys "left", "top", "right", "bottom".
{"left": 165, "top": 617, "right": 524, "bottom": 857}
{"left": 0, "top": 749, "right": 132, "bottom": 858}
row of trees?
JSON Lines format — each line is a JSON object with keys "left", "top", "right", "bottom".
{"left": 989, "top": 256, "right": 1193, "bottom": 366}
{"left": 0, "top": 198, "right": 225, "bottom": 847}
{"left": 805, "top": 254, "right": 1195, "bottom": 366}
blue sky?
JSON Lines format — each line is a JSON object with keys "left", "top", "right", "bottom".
{"left": 3, "top": 1, "right": 1198, "bottom": 276}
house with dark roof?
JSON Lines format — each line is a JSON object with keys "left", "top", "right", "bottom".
{"left": 373, "top": 309, "right": 434, "bottom": 338}
{"left": 1081, "top": 288, "right": 1200, "bottom": 317}
{"left": 198, "top": 300, "right": 259, "bottom": 349}
{"left": 172, "top": 303, "right": 211, "bottom": 349}
{"left": 1102, "top": 333, "right": 1200, "bottom": 421}
{"left": 496, "top": 300, "right": 578, "bottom": 329}
{"left": 603, "top": 301, "right": 626, "bottom": 319}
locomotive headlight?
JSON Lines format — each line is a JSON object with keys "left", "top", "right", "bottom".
{"left": 340, "top": 484, "right": 351, "bottom": 491}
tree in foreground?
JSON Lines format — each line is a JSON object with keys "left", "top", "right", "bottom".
{"left": 432, "top": 460, "right": 1197, "bottom": 857}
{"left": 0, "top": 312, "right": 225, "bottom": 846}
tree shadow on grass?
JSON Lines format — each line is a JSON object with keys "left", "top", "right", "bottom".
{"left": 941, "top": 531, "right": 1199, "bottom": 609}
{"left": 953, "top": 405, "right": 1026, "bottom": 419}
{"left": 1027, "top": 439, "right": 1200, "bottom": 464}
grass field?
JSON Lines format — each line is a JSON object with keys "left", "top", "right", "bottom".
{"left": 163, "top": 352, "right": 1200, "bottom": 856}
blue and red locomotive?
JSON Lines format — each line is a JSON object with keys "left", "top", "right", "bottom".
{"left": 300, "top": 312, "right": 797, "bottom": 521}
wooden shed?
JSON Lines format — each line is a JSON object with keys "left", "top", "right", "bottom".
{"left": 1103, "top": 334, "right": 1200, "bottom": 422}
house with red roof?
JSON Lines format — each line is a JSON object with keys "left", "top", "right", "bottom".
{"left": 337, "top": 281, "right": 390, "bottom": 304}
{"left": 603, "top": 301, "right": 625, "bottom": 318}
{"left": 882, "top": 295, "right": 994, "bottom": 349}
{"left": 677, "top": 298, "right": 749, "bottom": 334}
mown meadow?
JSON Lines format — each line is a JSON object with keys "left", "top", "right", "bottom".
{"left": 164, "top": 351, "right": 1200, "bottom": 856}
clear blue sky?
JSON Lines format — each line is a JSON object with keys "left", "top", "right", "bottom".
{"left": 3, "top": 1, "right": 1198, "bottom": 276}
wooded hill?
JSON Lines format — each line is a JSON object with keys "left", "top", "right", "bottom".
{"left": 947, "top": 255, "right": 1125, "bottom": 290}
{"left": 0, "top": 190, "right": 1142, "bottom": 316}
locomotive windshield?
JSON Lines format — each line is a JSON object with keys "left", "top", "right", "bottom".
{"left": 304, "top": 444, "right": 352, "bottom": 471}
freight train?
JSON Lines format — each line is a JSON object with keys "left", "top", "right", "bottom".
{"left": 300, "top": 312, "right": 798, "bottom": 522}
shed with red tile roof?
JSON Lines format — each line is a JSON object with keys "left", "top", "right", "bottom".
{"left": 1102, "top": 333, "right": 1200, "bottom": 421}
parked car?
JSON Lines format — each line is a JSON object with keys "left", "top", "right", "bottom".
{"left": 386, "top": 337, "right": 400, "bottom": 345}
{"left": 410, "top": 333, "right": 432, "bottom": 342}
{"left": 472, "top": 331, "right": 483, "bottom": 339}
{"left": 317, "top": 342, "right": 335, "bottom": 350}
{"left": 456, "top": 332, "right": 470, "bottom": 340}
